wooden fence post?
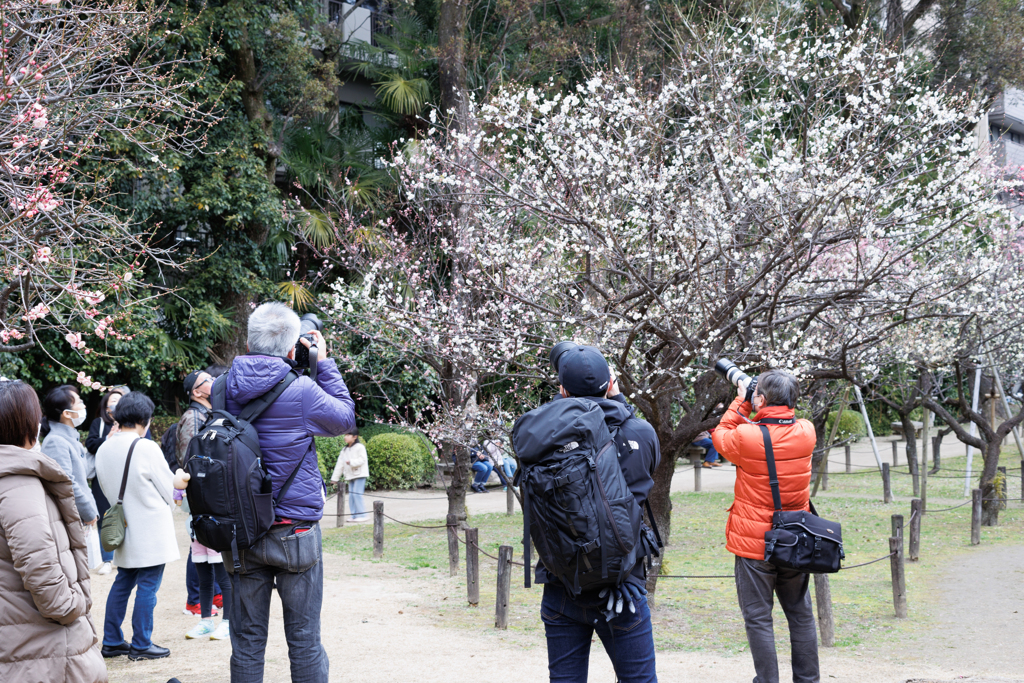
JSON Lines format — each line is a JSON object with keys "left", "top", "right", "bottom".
{"left": 882, "top": 463, "right": 893, "bottom": 504}
{"left": 971, "top": 489, "right": 982, "bottom": 545}
{"left": 891, "top": 513, "right": 903, "bottom": 540}
{"left": 889, "top": 536, "right": 907, "bottom": 618}
{"left": 495, "top": 545, "right": 512, "bottom": 629}
{"left": 909, "top": 499, "right": 921, "bottom": 561}
{"left": 692, "top": 455, "right": 702, "bottom": 492}
{"left": 930, "top": 436, "right": 940, "bottom": 474}
{"left": 891, "top": 440, "right": 898, "bottom": 468}
{"left": 446, "top": 514, "right": 460, "bottom": 576}
{"left": 465, "top": 528, "right": 479, "bottom": 606}
{"left": 813, "top": 574, "right": 835, "bottom": 647}
{"left": 821, "top": 453, "right": 828, "bottom": 491}
{"left": 998, "top": 466, "right": 1008, "bottom": 507}
{"left": 336, "top": 481, "right": 346, "bottom": 528}
{"left": 372, "top": 501, "right": 384, "bottom": 559}
{"left": 845, "top": 444, "right": 852, "bottom": 474}
{"left": 507, "top": 484, "right": 515, "bottom": 516}
{"left": 909, "top": 448, "right": 920, "bottom": 498}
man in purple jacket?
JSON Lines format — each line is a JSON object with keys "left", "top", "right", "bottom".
{"left": 222, "top": 302, "right": 355, "bottom": 683}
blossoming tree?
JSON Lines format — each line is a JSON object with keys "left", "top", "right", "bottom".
{"left": 330, "top": 21, "right": 1014, "bottom": 566}
{"left": 0, "top": 0, "right": 207, "bottom": 381}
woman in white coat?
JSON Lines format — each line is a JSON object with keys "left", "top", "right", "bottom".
{"left": 330, "top": 428, "right": 369, "bottom": 522}
{"left": 95, "top": 392, "right": 179, "bottom": 662}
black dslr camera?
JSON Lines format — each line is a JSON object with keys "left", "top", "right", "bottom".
{"left": 294, "top": 313, "right": 323, "bottom": 379}
{"left": 715, "top": 358, "right": 758, "bottom": 403}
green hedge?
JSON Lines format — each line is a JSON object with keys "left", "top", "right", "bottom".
{"left": 826, "top": 410, "right": 867, "bottom": 441}
{"left": 365, "top": 433, "right": 431, "bottom": 490}
{"left": 316, "top": 425, "right": 435, "bottom": 490}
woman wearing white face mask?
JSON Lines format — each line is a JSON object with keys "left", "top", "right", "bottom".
{"left": 41, "top": 386, "right": 98, "bottom": 528}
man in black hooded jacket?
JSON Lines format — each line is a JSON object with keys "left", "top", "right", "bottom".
{"left": 537, "top": 344, "right": 661, "bottom": 683}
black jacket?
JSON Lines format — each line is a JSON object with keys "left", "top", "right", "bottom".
{"left": 535, "top": 393, "right": 661, "bottom": 589}
{"left": 85, "top": 417, "right": 112, "bottom": 456}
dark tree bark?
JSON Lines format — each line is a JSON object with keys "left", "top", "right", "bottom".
{"left": 438, "top": 0, "right": 470, "bottom": 134}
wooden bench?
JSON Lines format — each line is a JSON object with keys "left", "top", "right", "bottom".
{"left": 890, "top": 421, "right": 923, "bottom": 439}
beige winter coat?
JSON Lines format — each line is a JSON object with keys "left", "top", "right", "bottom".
{"left": 0, "top": 443, "right": 107, "bottom": 683}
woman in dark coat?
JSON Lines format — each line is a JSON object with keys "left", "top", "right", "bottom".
{"left": 84, "top": 389, "right": 125, "bottom": 572}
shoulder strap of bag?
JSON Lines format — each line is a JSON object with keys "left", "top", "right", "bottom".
{"left": 117, "top": 438, "right": 142, "bottom": 505}
{"left": 757, "top": 425, "right": 783, "bottom": 512}
{"left": 238, "top": 371, "right": 298, "bottom": 424}
{"left": 211, "top": 374, "right": 227, "bottom": 412}
{"left": 273, "top": 444, "right": 310, "bottom": 508}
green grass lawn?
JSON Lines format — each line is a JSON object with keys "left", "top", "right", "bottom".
{"left": 322, "top": 446, "right": 1024, "bottom": 654}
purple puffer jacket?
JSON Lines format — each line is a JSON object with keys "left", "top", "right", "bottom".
{"left": 224, "top": 355, "right": 355, "bottom": 522}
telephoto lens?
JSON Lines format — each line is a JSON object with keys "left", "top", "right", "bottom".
{"left": 714, "top": 358, "right": 757, "bottom": 402}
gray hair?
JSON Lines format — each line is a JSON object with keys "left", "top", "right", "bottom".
{"left": 247, "top": 302, "right": 301, "bottom": 357}
{"left": 757, "top": 370, "right": 799, "bottom": 409}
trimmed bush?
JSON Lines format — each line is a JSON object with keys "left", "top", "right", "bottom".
{"left": 358, "top": 423, "right": 436, "bottom": 488}
{"left": 826, "top": 410, "right": 867, "bottom": 441}
{"left": 365, "top": 433, "right": 431, "bottom": 490}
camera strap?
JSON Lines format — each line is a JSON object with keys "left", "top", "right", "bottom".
{"left": 757, "top": 418, "right": 819, "bottom": 519}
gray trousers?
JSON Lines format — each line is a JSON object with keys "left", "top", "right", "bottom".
{"left": 734, "top": 556, "right": 819, "bottom": 683}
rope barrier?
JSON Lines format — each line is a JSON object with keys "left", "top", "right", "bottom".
{"left": 457, "top": 534, "right": 526, "bottom": 566}
{"left": 380, "top": 513, "right": 449, "bottom": 529}
{"left": 926, "top": 499, "right": 973, "bottom": 512}
{"left": 659, "top": 574, "right": 735, "bottom": 579}
{"left": 365, "top": 493, "right": 451, "bottom": 501}
{"left": 840, "top": 552, "right": 895, "bottom": 569}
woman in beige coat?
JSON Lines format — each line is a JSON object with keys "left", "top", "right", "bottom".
{"left": 0, "top": 380, "right": 107, "bottom": 683}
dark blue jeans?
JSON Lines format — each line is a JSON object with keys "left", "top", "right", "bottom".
{"left": 472, "top": 460, "right": 493, "bottom": 485}
{"left": 103, "top": 564, "right": 165, "bottom": 649}
{"left": 693, "top": 438, "right": 720, "bottom": 463}
{"left": 227, "top": 522, "right": 328, "bottom": 683}
{"left": 541, "top": 583, "right": 658, "bottom": 683}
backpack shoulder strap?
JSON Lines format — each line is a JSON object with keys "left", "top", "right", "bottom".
{"left": 758, "top": 424, "right": 783, "bottom": 512}
{"left": 238, "top": 371, "right": 298, "bottom": 424}
{"left": 210, "top": 374, "right": 227, "bottom": 412}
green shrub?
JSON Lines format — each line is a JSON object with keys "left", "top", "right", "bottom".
{"left": 826, "top": 410, "right": 867, "bottom": 441}
{"left": 365, "top": 433, "right": 431, "bottom": 490}
{"left": 358, "top": 423, "right": 436, "bottom": 487}
{"left": 149, "top": 415, "right": 179, "bottom": 440}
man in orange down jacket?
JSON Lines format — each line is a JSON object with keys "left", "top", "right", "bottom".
{"left": 712, "top": 369, "right": 819, "bottom": 683}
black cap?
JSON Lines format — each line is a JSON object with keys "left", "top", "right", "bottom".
{"left": 183, "top": 371, "right": 202, "bottom": 397}
{"left": 557, "top": 345, "right": 611, "bottom": 398}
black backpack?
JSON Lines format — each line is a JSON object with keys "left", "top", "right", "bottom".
{"left": 512, "top": 398, "right": 661, "bottom": 598}
{"left": 184, "top": 371, "right": 299, "bottom": 569}
{"left": 159, "top": 423, "right": 179, "bottom": 473}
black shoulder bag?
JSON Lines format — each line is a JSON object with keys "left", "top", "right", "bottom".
{"left": 758, "top": 419, "right": 844, "bottom": 573}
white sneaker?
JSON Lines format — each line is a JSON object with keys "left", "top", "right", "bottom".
{"left": 96, "top": 562, "right": 112, "bottom": 575}
{"left": 186, "top": 619, "right": 215, "bottom": 639}
{"left": 210, "top": 620, "right": 230, "bottom": 641}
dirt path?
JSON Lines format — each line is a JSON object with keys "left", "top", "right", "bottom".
{"left": 95, "top": 504, "right": 1024, "bottom": 683}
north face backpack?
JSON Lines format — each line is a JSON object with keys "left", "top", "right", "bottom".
{"left": 512, "top": 398, "right": 661, "bottom": 598}
{"left": 184, "top": 371, "right": 298, "bottom": 569}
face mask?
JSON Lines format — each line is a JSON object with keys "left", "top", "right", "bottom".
{"left": 65, "top": 408, "right": 86, "bottom": 428}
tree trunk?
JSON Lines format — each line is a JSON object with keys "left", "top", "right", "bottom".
{"left": 899, "top": 413, "right": 918, "bottom": 466}
{"left": 437, "top": 0, "right": 469, "bottom": 134}
{"left": 980, "top": 440, "right": 1001, "bottom": 526}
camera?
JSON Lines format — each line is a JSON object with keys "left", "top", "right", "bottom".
{"left": 294, "top": 313, "right": 323, "bottom": 372}
{"left": 715, "top": 358, "right": 758, "bottom": 403}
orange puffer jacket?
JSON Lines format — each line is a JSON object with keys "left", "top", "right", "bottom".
{"left": 712, "top": 397, "right": 816, "bottom": 560}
